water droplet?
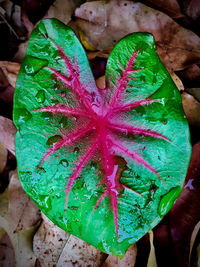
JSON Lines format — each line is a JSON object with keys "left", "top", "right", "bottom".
{"left": 41, "top": 112, "right": 53, "bottom": 120}
{"left": 59, "top": 117, "right": 68, "bottom": 129}
{"left": 59, "top": 159, "right": 68, "bottom": 167}
{"left": 15, "top": 108, "right": 32, "bottom": 124}
{"left": 39, "top": 195, "right": 52, "bottom": 211}
{"left": 46, "top": 135, "right": 62, "bottom": 147}
{"left": 158, "top": 186, "right": 182, "bottom": 216}
{"left": 35, "top": 90, "right": 45, "bottom": 103}
{"left": 73, "top": 147, "right": 80, "bottom": 154}
{"left": 24, "top": 56, "right": 48, "bottom": 76}
{"left": 36, "top": 167, "right": 46, "bottom": 174}
{"left": 51, "top": 99, "right": 60, "bottom": 105}
{"left": 38, "top": 21, "right": 48, "bottom": 39}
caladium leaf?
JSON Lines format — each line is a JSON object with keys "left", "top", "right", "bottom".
{"left": 13, "top": 19, "right": 191, "bottom": 257}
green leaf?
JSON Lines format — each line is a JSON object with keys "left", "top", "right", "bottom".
{"left": 13, "top": 19, "right": 191, "bottom": 257}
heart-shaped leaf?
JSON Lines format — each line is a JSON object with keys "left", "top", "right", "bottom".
{"left": 13, "top": 19, "right": 191, "bottom": 257}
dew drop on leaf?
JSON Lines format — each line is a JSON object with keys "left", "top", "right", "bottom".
{"left": 35, "top": 90, "right": 45, "bottom": 103}
{"left": 46, "top": 135, "right": 63, "bottom": 147}
{"left": 73, "top": 147, "right": 80, "bottom": 154}
{"left": 15, "top": 108, "right": 32, "bottom": 124}
{"left": 39, "top": 195, "right": 52, "bottom": 211}
{"left": 59, "top": 159, "right": 68, "bottom": 167}
{"left": 24, "top": 56, "right": 48, "bottom": 76}
{"left": 36, "top": 166, "right": 46, "bottom": 174}
{"left": 158, "top": 186, "right": 182, "bottom": 216}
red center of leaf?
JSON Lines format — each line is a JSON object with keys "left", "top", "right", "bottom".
{"left": 34, "top": 43, "right": 169, "bottom": 238}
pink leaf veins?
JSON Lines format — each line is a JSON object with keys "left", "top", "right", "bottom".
{"left": 34, "top": 44, "right": 169, "bottom": 238}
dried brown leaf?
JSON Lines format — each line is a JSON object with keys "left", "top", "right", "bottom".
{"left": 103, "top": 243, "right": 137, "bottom": 267}
{"left": 139, "top": 0, "right": 183, "bottom": 18}
{"left": 75, "top": 0, "right": 200, "bottom": 71}
{"left": 0, "top": 189, "right": 37, "bottom": 267}
{"left": 96, "top": 75, "right": 105, "bottom": 89}
{"left": 33, "top": 213, "right": 106, "bottom": 266}
{"left": 0, "top": 61, "right": 20, "bottom": 88}
{"left": 0, "top": 143, "right": 8, "bottom": 173}
{"left": 33, "top": 213, "right": 70, "bottom": 267}
{"left": 147, "top": 230, "right": 158, "bottom": 267}
{"left": 45, "top": 0, "right": 84, "bottom": 25}
{"left": 8, "top": 169, "right": 41, "bottom": 232}
{"left": 57, "top": 235, "right": 107, "bottom": 266}
{"left": 182, "top": 92, "right": 200, "bottom": 127}
{"left": 170, "top": 72, "right": 184, "bottom": 91}
{"left": 0, "top": 116, "right": 16, "bottom": 155}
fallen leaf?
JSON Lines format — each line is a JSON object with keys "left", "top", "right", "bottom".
{"left": 0, "top": 116, "right": 16, "bottom": 155}
{"left": 0, "top": 233, "right": 15, "bottom": 267}
{"left": 33, "top": 213, "right": 106, "bottom": 266}
{"left": 189, "top": 221, "right": 200, "bottom": 265}
{"left": 56, "top": 235, "right": 107, "bottom": 267}
{"left": 96, "top": 75, "right": 105, "bottom": 89}
{"left": 170, "top": 72, "right": 184, "bottom": 91}
{"left": 102, "top": 243, "right": 137, "bottom": 267}
{"left": 185, "top": 88, "right": 200, "bottom": 102}
{"left": 147, "top": 230, "right": 158, "bottom": 267}
{"left": 0, "top": 143, "right": 8, "bottom": 173}
{"left": 176, "top": 64, "right": 200, "bottom": 88}
{"left": 75, "top": 0, "right": 200, "bottom": 71}
{"left": 33, "top": 213, "right": 70, "bottom": 266}
{"left": 182, "top": 92, "right": 200, "bottom": 127}
{"left": 8, "top": 169, "right": 41, "bottom": 232}
{"left": 13, "top": 41, "right": 28, "bottom": 63}
{"left": 0, "top": 189, "right": 38, "bottom": 267}
{"left": 139, "top": 0, "right": 184, "bottom": 18}
{"left": 182, "top": 0, "right": 200, "bottom": 21}
{"left": 0, "top": 61, "right": 20, "bottom": 88}
{"left": 87, "top": 47, "right": 113, "bottom": 60}
{"left": 45, "top": 0, "right": 84, "bottom": 25}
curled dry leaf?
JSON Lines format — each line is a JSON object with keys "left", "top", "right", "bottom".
{"left": 170, "top": 72, "right": 184, "bottom": 91}
{"left": 147, "top": 230, "right": 158, "bottom": 267}
{"left": 8, "top": 169, "right": 41, "bottom": 232}
{"left": 102, "top": 243, "right": 137, "bottom": 267}
{"left": 0, "top": 61, "right": 20, "bottom": 88}
{"left": 0, "top": 143, "right": 8, "bottom": 173}
{"left": 0, "top": 189, "right": 37, "bottom": 267}
{"left": 182, "top": 92, "right": 200, "bottom": 127}
{"left": 33, "top": 213, "right": 106, "bottom": 267}
{"left": 75, "top": 0, "right": 200, "bottom": 71}
{"left": 189, "top": 221, "right": 200, "bottom": 265}
{"left": 0, "top": 116, "right": 16, "bottom": 155}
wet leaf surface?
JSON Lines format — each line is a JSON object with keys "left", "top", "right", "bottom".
{"left": 13, "top": 19, "right": 191, "bottom": 256}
